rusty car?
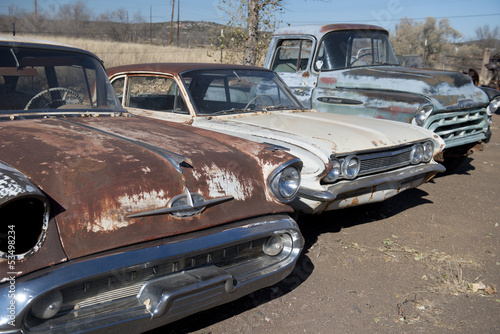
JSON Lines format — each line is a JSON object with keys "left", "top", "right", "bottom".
{"left": 263, "top": 24, "right": 498, "bottom": 170}
{"left": 107, "top": 63, "right": 446, "bottom": 214}
{"left": 0, "top": 36, "right": 305, "bottom": 333}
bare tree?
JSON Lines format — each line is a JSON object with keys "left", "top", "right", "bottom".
{"left": 56, "top": 1, "right": 93, "bottom": 35}
{"left": 474, "top": 24, "right": 500, "bottom": 50}
{"left": 393, "top": 17, "right": 463, "bottom": 68}
{"left": 218, "top": 0, "right": 284, "bottom": 65}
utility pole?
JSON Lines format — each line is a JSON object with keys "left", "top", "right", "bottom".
{"left": 150, "top": 6, "right": 152, "bottom": 44}
{"left": 169, "top": 0, "right": 175, "bottom": 45}
{"left": 176, "top": 0, "right": 180, "bottom": 46}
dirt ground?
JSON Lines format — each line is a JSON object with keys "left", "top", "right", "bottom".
{"left": 154, "top": 114, "right": 500, "bottom": 334}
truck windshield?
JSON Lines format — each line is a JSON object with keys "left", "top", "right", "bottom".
{"left": 315, "top": 31, "right": 399, "bottom": 71}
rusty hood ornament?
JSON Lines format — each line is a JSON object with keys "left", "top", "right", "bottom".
{"left": 127, "top": 187, "right": 233, "bottom": 219}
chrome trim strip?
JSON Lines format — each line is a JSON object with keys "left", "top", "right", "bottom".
{"left": 127, "top": 194, "right": 234, "bottom": 218}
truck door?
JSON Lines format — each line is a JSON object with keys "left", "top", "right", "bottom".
{"left": 268, "top": 38, "right": 317, "bottom": 108}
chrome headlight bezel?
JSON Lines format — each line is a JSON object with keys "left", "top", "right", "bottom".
{"left": 410, "top": 143, "right": 424, "bottom": 164}
{"left": 341, "top": 155, "right": 360, "bottom": 179}
{"left": 422, "top": 140, "right": 434, "bottom": 163}
{"left": 267, "top": 159, "right": 302, "bottom": 203}
{"left": 413, "top": 104, "right": 434, "bottom": 126}
{"left": 323, "top": 157, "right": 341, "bottom": 183}
{"left": 487, "top": 96, "right": 500, "bottom": 116}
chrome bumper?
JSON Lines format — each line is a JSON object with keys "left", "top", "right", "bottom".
{"left": 0, "top": 215, "right": 303, "bottom": 333}
{"left": 298, "top": 163, "right": 445, "bottom": 213}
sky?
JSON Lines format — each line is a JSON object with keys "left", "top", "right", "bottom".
{"left": 1, "top": 0, "right": 500, "bottom": 40}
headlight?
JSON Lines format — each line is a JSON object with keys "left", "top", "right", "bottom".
{"left": 342, "top": 155, "right": 360, "bottom": 179}
{"left": 30, "top": 290, "right": 63, "bottom": 319}
{"left": 263, "top": 233, "right": 292, "bottom": 256}
{"left": 268, "top": 159, "right": 302, "bottom": 203}
{"left": 422, "top": 141, "right": 434, "bottom": 163}
{"left": 410, "top": 144, "right": 424, "bottom": 164}
{"left": 0, "top": 163, "right": 50, "bottom": 261}
{"left": 323, "top": 157, "right": 341, "bottom": 183}
{"left": 413, "top": 104, "right": 433, "bottom": 126}
{"left": 487, "top": 97, "right": 500, "bottom": 116}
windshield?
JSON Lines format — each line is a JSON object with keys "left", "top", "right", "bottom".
{"left": 0, "top": 46, "right": 123, "bottom": 114}
{"left": 315, "top": 31, "right": 399, "bottom": 71}
{"left": 180, "top": 69, "right": 303, "bottom": 115}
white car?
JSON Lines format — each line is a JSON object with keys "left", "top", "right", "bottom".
{"left": 108, "top": 63, "right": 446, "bottom": 214}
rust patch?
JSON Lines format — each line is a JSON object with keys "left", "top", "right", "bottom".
{"left": 319, "top": 76, "right": 337, "bottom": 85}
{"left": 302, "top": 71, "right": 310, "bottom": 78}
{"left": 319, "top": 24, "right": 387, "bottom": 34}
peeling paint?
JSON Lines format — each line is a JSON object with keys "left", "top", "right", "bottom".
{"left": 201, "top": 163, "right": 254, "bottom": 201}
{"left": 0, "top": 173, "right": 25, "bottom": 198}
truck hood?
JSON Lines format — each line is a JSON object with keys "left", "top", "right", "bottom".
{"left": 326, "top": 66, "right": 489, "bottom": 109}
{"left": 195, "top": 111, "right": 442, "bottom": 173}
{"left": 0, "top": 116, "right": 290, "bottom": 260}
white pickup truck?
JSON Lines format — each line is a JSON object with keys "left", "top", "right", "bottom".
{"left": 264, "top": 23, "right": 500, "bottom": 170}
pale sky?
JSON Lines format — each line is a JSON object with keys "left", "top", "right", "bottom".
{"left": 2, "top": 0, "right": 500, "bottom": 40}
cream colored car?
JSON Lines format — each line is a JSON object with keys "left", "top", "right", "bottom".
{"left": 108, "top": 63, "right": 446, "bottom": 214}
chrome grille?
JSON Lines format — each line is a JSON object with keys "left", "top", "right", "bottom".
{"left": 358, "top": 147, "right": 412, "bottom": 175}
{"left": 334, "top": 145, "right": 414, "bottom": 178}
{"left": 426, "top": 108, "right": 488, "bottom": 146}
{"left": 59, "top": 238, "right": 266, "bottom": 310}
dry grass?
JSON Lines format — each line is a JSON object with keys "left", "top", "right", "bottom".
{"left": 23, "top": 35, "right": 222, "bottom": 67}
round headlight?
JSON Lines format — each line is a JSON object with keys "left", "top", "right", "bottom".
{"left": 422, "top": 141, "right": 434, "bottom": 163}
{"left": 278, "top": 166, "right": 300, "bottom": 198}
{"left": 268, "top": 160, "right": 301, "bottom": 203}
{"left": 263, "top": 235, "right": 285, "bottom": 256}
{"left": 413, "top": 105, "right": 433, "bottom": 126}
{"left": 487, "top": 97, "right": 500, "bottom": 116}
{"left": 323, "top": 158, "right": 341, "bottom": 183}
{"left": 342, "top": 155, "right": 360, "bottom": 179}
{"left": 410, "top": 144, "right": 424, "bottom": 164}
{"left": 30, "top": 290, "right": 63, "bottom": 319}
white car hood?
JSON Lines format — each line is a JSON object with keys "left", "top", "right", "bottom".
{"left": 196, "top": 111, "right": 442, "bottom": 156}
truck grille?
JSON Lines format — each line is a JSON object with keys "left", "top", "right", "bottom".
{"left": 425, "top": 109, "right": 488, "bottom": 148}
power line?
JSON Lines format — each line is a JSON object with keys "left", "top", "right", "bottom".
{"left": 292, "top": 13, "right": 500, "bottom": 24}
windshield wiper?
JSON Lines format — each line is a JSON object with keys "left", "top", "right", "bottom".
{"left": 264, "top": 105, "right": 304, "bottom": 111}
{"left": 211, "top": 108, "right": 251, "bottom": 115}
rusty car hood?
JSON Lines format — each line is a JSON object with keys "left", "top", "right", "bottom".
{"left": 0, "top": 116, "right": 292, "bottom": 259}
{"left": 195, "top": 111, "right": 442, "bottom": 159}
{"left": 321, "top": 66, "right": 489, "bottom": 109}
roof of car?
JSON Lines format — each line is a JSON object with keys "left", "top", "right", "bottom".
{"left": 0, "top": 35, "right": 101, "bottom": 61}
{"left": 106, "top": 63, "right": 269, "bottom": 77}
{"left": 273, "top": 24, "right": 388, "bottom": 39}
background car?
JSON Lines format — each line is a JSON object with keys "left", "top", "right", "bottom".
{"left": 107, "top": 63, "right": 446, "bottom": 214}
{"left": 0, "top": 36, "right": 304, "bottom": 333}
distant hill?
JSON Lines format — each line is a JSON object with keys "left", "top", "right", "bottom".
{"left": 0, "top": 16, "right": 227, "bottom": 47}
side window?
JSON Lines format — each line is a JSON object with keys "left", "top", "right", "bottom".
{"left": 272, "top": 39, "right": 312, "bottom": 73}
{"left": 126, "top": 76, "right": 187, "bottom": 113}
{"left": 350, "top": 38, "right": 374, "bottom": 66}
{"left": 111, "top": 77, "right": 125, "bottom": 104}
